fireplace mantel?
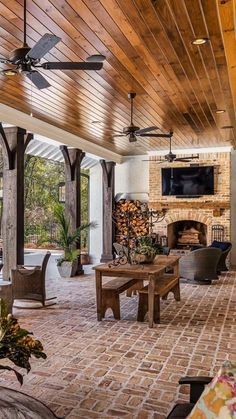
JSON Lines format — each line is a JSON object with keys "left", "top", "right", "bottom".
{"left": 149, "top": 201, "right": 230, "bottom": 211}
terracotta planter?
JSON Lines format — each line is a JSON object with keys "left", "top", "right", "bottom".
{"left": 57, "top": 261, "right": 78, "bottom": 278}
{"left": 134, "top": 253, "right": 156, "bottom": 264}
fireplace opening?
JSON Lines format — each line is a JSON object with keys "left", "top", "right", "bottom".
{"left": 167, "top": 220, "right": 207, "bottom": 249}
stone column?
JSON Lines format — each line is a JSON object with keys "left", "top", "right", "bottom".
{"left": 60, "top": 146, "right": 85, "bottom": 275}
{"left": 100, "top": 160, "right": 116, "bottom": 262}
{"left": 0, "top": 124, "right": 32, "bottom": 279}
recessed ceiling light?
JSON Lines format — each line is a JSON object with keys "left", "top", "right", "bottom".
{"left": 2, "top": 69, "right": 17, "bottom": 76}
{"left": 192, "top": 38, "right": 209, "bottom": 45}
{"left": 221, "top": 125, "right": 233, "bottom": 129}
{"left": 215, "top": 109, "right": 226, "bottom": 114}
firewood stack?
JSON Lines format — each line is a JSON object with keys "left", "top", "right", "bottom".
{"left": 114, "top": 200, "right": 149, "bottom": 246}
{"left": 178, "top": 227, "right": 200, "bottom": 245}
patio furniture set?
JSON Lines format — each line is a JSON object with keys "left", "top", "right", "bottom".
{"left": 93, "top": 255, "right": 181, "bottom": 328}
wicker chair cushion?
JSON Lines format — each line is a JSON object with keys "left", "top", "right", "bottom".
{"left": 210, "top": 241, "right": 231, "bottom": 252}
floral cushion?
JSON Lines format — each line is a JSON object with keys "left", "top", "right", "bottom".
{"left": 188, "top": 361, "right": 236, "bottom": 418}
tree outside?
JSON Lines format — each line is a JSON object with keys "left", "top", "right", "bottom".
{"left": 24, "top": 155, "right": 89, "bottom": 250}
{"left": 0, "top": 150, "right": 89, "bottom": 251}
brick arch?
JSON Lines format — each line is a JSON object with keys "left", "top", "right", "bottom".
{"left": 164, "top": 211, "right": 212, "bottom": 227}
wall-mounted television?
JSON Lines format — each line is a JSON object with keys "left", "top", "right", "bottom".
{"left": 162, "top": 166, "right": 214, "bottom": 196}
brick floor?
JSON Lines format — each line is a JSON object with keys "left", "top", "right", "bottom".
{"left": 1, "top": 271, "right": 235, "bottom": 418}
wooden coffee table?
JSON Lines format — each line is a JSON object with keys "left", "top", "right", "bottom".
{"left": 93, "top": 255, "right": 180, "bottom": 328}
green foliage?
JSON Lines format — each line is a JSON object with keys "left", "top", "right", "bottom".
{"left": 53, "top": 204, "right": 96, "bottom": 265}
{"left": 23, "top": 155, "right": 90, "bottom": 249}
{"left": 135, "top": 236, "right": 163, "bottom": 257}
{"left": 0, "top": 300, "right": 46, "bottom": 385}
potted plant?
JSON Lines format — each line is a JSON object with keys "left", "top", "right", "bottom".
{"left": 54, "top": 205, "right": 96, "bottom": 277}
{"left": 0, "top": 300, "right": 46, "bottom": 385}
{"left": 134, "top": 235, "right": 163, "bottom": 264}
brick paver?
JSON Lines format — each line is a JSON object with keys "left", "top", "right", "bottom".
{"left": 1, "top": 271, "right": 235, "bottom": 418}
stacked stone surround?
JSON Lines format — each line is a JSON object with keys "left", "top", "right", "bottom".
{"left": 149, "top": 152, "right": 231, "bottom": 244}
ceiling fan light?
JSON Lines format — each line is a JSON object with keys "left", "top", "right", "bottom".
{"left": 86, "top": 54, "right": 106, "bottom": 62}
{"left": 215, "top": 109, "right": 225, "bottom": 114}
{"left": 192, "top": 37, "right": 209, "bottom": 45}
{"left": 2, "top": 69, "right": 17, "bottom": 76}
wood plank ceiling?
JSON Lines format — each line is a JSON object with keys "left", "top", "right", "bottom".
{"left": 0, "top": 0, "right": 235, "bottom": 156}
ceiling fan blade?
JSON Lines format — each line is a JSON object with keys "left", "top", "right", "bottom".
{"left": 136, "top": 126, "right": 159, "bottom": 134}
{"left": 26, "top": 71, "right": 51, "bottom": 90}
{"left": 113, "top": 134, "right": 126, "bottom": 137}
{"left": 137, "top": 133, "right": 172, "bottom": 138}
{"left": 142, "top": 159, "right": 164, "bottom": 163}
{"left": 175, "top": 155, "right": 199, "bottom": 162}
{"left": 175, "top": 158, "right": 192, "bottom": 162}
{"left": 86, "top": 54, "right": 106, "bottom": 62}
{"left": 0, "top": 58, "right": 11, "bottom": 64}
{"left": 41, "top": 61, "right": 103, "bottom": 70}
{"left": 27, "top": 34, "right": 61, "bottom": 60}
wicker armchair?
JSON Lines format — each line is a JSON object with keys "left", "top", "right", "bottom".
{"left": 179, "top": 247, "right": 222, "bottom": 283}
{"left": 209, "top": 241, "right": 232, "bottom": 272}
{"left": 11, "top": 252, "right": 56, "bottom": 307}
{"left": 167, "top": 376, "right": 213, "bottom": 418}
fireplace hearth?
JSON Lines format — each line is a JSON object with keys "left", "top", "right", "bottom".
{"left": 167, "top": 220, "right": 207, "bottom": 249}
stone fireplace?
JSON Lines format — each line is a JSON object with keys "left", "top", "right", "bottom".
{"left": 167, "top": 220, "right": 207, "bottom": 249}
{"left": 148, "top": 152, "right": 231, "bottom": 249}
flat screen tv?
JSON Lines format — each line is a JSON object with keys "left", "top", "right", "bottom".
{"left": 162, "top": 166, "right": 214, "bottom": 196}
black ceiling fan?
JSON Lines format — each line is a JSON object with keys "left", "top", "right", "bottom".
{"left": 113, "top": 92, "right": 172, "bottom": 143}
{"left": 0, "top": 0, "right": 105, "bottom": 90}
{"left": 153, "top": 133, "right": 199, "bottom": 163}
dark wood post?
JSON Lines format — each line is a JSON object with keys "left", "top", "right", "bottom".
{"left": 100, "top": 160, "right": 116, "bottom": 262}
{"left": 0, "top": 124, "right": 32, "bottom": 279}
{"left": 60, "top": 146, "right": 85, "bottom": 275}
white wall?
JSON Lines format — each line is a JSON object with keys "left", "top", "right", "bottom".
{"left": 89, "top": 158, "right": 149, "bottom": 263}
{"left": 115, "top": 157, "right": 149, "bottom": 195}
{"left": 231, "top": 151, "right": 236, "bottom": 266}
{"left": 89, "top": 164, "right": 103, "bottom": 264}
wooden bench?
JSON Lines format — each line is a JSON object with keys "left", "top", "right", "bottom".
{"left": 137, "top": 274, "right": 180, "bottom": 324}
{"left": 101, "top": 277, "right": 140, "bottom": 320}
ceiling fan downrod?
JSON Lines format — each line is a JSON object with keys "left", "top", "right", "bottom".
{"left": 23, "top": 0, "right": 27, "bottom": 46}
{"left": 128, "top": 92, "right": 136, "bottom": 126}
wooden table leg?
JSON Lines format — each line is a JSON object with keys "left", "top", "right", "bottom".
{"left": 95, "top": 270, "right": 102, "bottom": 321}
{"left": 173, "top": 260, "right": 179, "bottom": 278}
{"left": 148, "top": 276, "right": 155, "bottom": 328}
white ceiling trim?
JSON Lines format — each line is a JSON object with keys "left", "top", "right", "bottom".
{"left": 26, "top": 139, "right": 98, "bottom": 169}
{"left": 0, "top": 103, "right": 123, "bottom": 163}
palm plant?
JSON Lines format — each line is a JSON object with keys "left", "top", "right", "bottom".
{"left": 54, "top": 205, "right": 96, "bottom": 266}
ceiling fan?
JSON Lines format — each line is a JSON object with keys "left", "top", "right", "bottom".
{"left": 113, "top": 92, "right": 172, "bottom": 143}
{"left": 144, "top": 132, "right": 199, "bottom": 163}
{"left": 0, "top": 0, "right": 105, "bottom": 90}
